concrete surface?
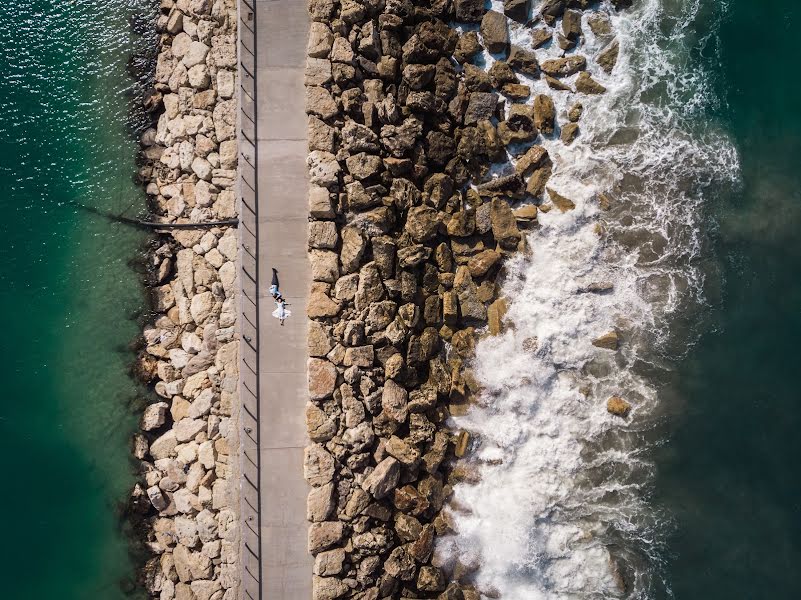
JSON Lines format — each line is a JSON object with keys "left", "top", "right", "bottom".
{"left": 255, "top": 0, "right": 312, "bottom": 598}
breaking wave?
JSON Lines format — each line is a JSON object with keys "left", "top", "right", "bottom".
{"left": 440, "top": 0, "right": 739, "bottom": 598}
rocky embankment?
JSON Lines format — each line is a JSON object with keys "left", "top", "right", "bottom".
{"left": 129, "top": 1, "right": 240, "bottom": 599}
{"left": 303, "top": 0, "right": 623, "bottom": 598}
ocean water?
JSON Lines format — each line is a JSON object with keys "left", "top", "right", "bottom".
{"left": 443, "top": 0, "right": 801, "bottom": 598}
{"left": 0, "top": 1, "right": 155, "bottom": 598}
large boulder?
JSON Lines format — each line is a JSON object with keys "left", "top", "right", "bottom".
{"left": 362, "top": 457, "right": 401, "bottom": 499}
{"left": 480, "top": 11, "right": 509, "bottom": 55}
{"left": 453, "top": 266, "right": 487, "bottom": 321}
{"left": 540, "top": 55, "right": 586, "bottom": 77}
{"left": 454, "top": 0, "right": 486, "bottom": 22}
{"left": 607, "top": 396, "right": 631, "bottom": 417}
{"left": 308, "top": 358, "right": 338, "bottom": 400}
{"left": 490, "top": 198, "right": 521, "bottom": 249}
{"left": 504, "top": 0, "right": 530, "bottom": 23}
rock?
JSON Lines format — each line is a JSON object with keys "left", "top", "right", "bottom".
{"left": 340, "top": 226, "right": 367, "bottom": 274}
{"left": 562, "top": 9, "right": 582, "bottom": 42}
{"left": 406, "top": 205, "right": 440, "bottom": 242}
{"left": 182, "top": 41, "right": 209, "bottom": 68}
{"left": 508, "top": 45, "right": 539, "bottom": 76}
{"left": 312, "top": 575, "right": 348, "bottom": 600}
{"left": 480, "top": 11, "right": 509, "bottom": 55}
{"left": 385, "top": 435, "right": 420, "bottom": 466}
{"left": 385, "top": 545, "right": 416, "bottom": 580}
{"left": 454, "top": 31, "right": 482, "bottom": 64}
{"left": 498, "top": 111, "right": 537, "bottom": 145}
{"left": 454, "top": 0, "right": 486, "bottom": 22}
{"left": 141, "top": 402, "right": 168, "bottom": 431}
{"left": 490, "top": 198, "right": 521, "bottom": 249}
{"left": 540, "top": 0, "right": 566, "bottom": 24}
{"left": 310, "top": 250, "right": 340, "bottom": 283}
{"left": 592, "top": 330, "right": 619, "bottom": 350}
{"left": 502, "top": 83, "right": 530, "bottom": 100}
{"left": 306, "top": 403, "right": 337, "bottom": 442}
{"left": 568, "top": 102, "right": 584, "bottom": 123}
{"left": 467, "top": 249, "right": 501, "bottom": 278}
{"left": 515, "top": 145, "right": 550, "bottom": 177}
{"left": 355, "top": 263, "right": 385, "bottom": 310}
{"left": 545, "top": 74, "right": 572, "bottom": 91}
{"left": 588, "top": 12, "right": 613, "bottom": 36}
{"left": 344, "top": 345, "right": 374, "bottom": 367}
{"left": 531, "top": 27, "right": 552, "bottom": 48}
{"left": 561, "top": 122, "right": 579, "bottom": 144}
{"left": 464, "top": 92, "right": 498, "bottom": 126}
{"left": 308, "top": 22, "right": 334, "bottom": 58}
{"left": 514, "top": 205, "right": 539, "bottom": 221}
{"left": 308, "top": 221, "right": 338, "bottom": 250}
{"left": 575, "top": 72, "right": 607, "bottom": 94}
{"left": 150, "top": 430, "right": 177, "bottom": 460}
{"left": 307, "top": 151, "right": 341, "bottom": 188}
{"left": 504, "top": 0, "right": 530, "bottom": 23}
{"left": 345, "top": 152, "right": 383, "bottom": 180}
{"left": 547, "top": 187, "right": 576, "bottom": 212}
{"left": 306, "top": 86, "right": 339, "bottom": 121}
{"left": 540, "top": 55, "right": 586, "bottom": 77}
{"left": 309, "top": 358, "right": 338, "bottom": 400}
{"left": 488, "top": 297, "right": 508, "bottom": 335}
{"left": 418, "top": 565, "right": 447, "bottom": 592}
{"left": 305, "top": 444, "right": 336, "bottom": 487}
{"left": 309, "top": 186, "right": 335, "bottom": 219}
{"left": 597, "top": 40, "right": 619, "bottom": 74}
{"left": 453, "top": 266, "right": 487, "bottom": 321}
{"left": 607, "top": 396, "right": 631, "bottom": 417}
{"left": 147, "top": 485, "right": 168, "bottom": 511}
{"left": 362, "top": 457, "right": 400, "bottom": 499}
{"left": 382, "top": 380, "right": 408, "bottom": 423}
{"left": 308, "top": 483, "right": 336, "bottom": 522}
{"left": 533, "top": 94, "right": 555, "bottom": 136}
{"left": 313, "top": 548, "right": 346, "bottom": 576}
{"left": 308, "top": 521, "right": 345, "bottom": 554}
{"left": 308, "top": 290, "right": 341, "bottom": 319}
{"left": 398, "top": 244, "right": 432, "bottom": 268}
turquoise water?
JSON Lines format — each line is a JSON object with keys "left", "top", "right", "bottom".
{"left": 0, "top": 1, "right": 155, "bottom": 597}
{"left": 653, "top": 0, "right": 801, "bottom": 597}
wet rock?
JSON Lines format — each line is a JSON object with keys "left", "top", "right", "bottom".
{"left": 504, "top": 0, "right": 531, "bottom": 23}
{"left": 588, "top": 12, "right": 613, "bottom": 37}
{"left": 507, "top": 45, "right": 539, "bottom": 76}
{"left": 533, "top": 94, "right": 556, "bottom": 136}
{"left": 531, "top": 27, "right": 552, "bottom": 48}
{"left": 607, "top": 396, "right": 631, "bottom": 417}
{"left": 592, "top": 330, "right": 620, "bottom": 350}
{"left": 540, "top": 55, "right": 586, "bottom": 77}
{"left": 575, "top": 71, "right": 607, "bottom": 94}
{"left": 597, "top": 40, "right": 620, "bottom": 74}
{"left": 568, "top": 102, "right": 584, "bottom": 123}
{"left": 561, "top": 122, "right": 579, "bottom": 144}
{"left": 490, "top": 198, "right": 521, "bottom": 249}
{"left": 547, "top": 187, "right": 576, "bottom": 212}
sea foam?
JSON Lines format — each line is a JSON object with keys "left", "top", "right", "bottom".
{"left": 442, "top": 1, "right": 739, "bottom": 597}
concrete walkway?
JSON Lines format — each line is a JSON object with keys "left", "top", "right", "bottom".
{"left": 255, "top": 0, "right": 311, "bottom": 598}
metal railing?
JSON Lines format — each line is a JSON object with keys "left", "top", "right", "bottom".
{"left": 237, "top": 1, "right": 261, "bottom": 599}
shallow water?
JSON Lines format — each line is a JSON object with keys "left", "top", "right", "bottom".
{"left": 0, "top": 1, "right": 155, "bottom": 597}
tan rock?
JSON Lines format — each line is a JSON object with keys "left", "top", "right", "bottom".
{"left": 362, "top": 457, "right": 400, "bottom": 499}
{"left": 592, "top": 330, "right": 619, "bottom": 350}
{"left": 308, "top": 521, "right": 344, "bottom": 554}
{"left": 308, "top": 358, "right": 338, "bottom": 400}
{"left": 547, "top": 188, "right": 576, "bottom": 212}
{"left": 607, "top": 396, "right": 631, "bottom": 417}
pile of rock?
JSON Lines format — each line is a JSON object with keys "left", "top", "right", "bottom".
{"left": 304, "top": 0, "right": 624, "bottom": 598}
{"left": 130, "top": 1, "right": 240, "bottom": 599}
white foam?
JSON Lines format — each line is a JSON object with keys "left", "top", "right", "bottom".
{"left": 443, "top": 0, "right": 739, "bottom": 597}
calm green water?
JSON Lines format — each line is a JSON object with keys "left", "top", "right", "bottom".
{"left": 654, "top": 0, "right": 801, "bottom": 597}
{"left": 0, "top": 1, "right": 155, "bottom": 598}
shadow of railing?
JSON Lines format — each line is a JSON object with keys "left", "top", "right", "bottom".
{"left": 237, "top": 1, "right": 262, "bottom": 599}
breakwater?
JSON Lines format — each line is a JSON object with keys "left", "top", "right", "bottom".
{"left": 129, "top": 1, "right": 241, "bottom": 598}
{"left": 302, "top": 1, "right": 632, "bottom": 598}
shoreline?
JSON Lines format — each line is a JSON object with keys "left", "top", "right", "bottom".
{"left": 128, "top": 1, "right": 242, "bottom": 598}
{"left": 302, "top": 0, "right": 632, "bottom": 597}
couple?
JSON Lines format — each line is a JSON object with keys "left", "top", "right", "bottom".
{"left": 269, "top": 268, "right": 291, "bottom": 326}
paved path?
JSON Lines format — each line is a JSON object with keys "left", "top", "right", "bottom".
{"left": 254, "top": 0, "right": 311, "bottom": 598}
